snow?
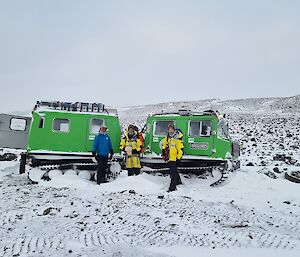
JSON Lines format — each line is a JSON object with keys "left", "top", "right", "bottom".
{"left": 0, "top": 161, "right": 18, "bottom": 181}
{"left": 78, "top": 170, "right": 92, "bottom": 180}
{"left": 148, "top": 246, "right": 300, "bottom": 257}
{"left": 1, "top": 97, "right": 300, "bottom": 256}
{"left": 28, "top": 167, "right": 46, "bottom": 182}
{"left": 38, "top": 168, "right": 300, "bottom": 214}
{"left": 1, "top": 164, "right": 299, "bottom": 256}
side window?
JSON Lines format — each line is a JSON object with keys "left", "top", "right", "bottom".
{"left": 10, "top": 118, "right": 27, "bottom": 131}
{"left": 90, "top": 119, "right": 104, "bottom": 134}
{"left": 38, "top": 117, "right": 45, "bottom": 128}
{"left": 189, "top": 121, "right": 212, "bottom": 137}
{"left": 53, "top": 119, "right": 70, "bottom": 132}
{"left": 201, "top": 121, "right": 211, "bottom": 136}
{"left": 154, "top": 121, "right": 174, "bottom": 136}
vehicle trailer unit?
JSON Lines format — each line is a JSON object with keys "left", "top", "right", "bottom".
{"left": 0, "top": 114, "right": 31, "bottom": 150}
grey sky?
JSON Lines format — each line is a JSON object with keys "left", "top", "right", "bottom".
{"left": 0, "top": 0, "right": 299, "bottom": 112}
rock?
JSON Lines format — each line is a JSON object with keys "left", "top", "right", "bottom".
{"left": 158, "top": 195, "right": 164, "bottom": 199}
{"left": 246, "top": 162, "right": 254, "bottom": 166}
{"left": 273, "top": 167, "right": 281, "bottom": 173}
{"left": 43, "top": 208, "right": 52, "bottom": 215}
{"left": 0, "top": 153, "right": 18, "bottom": 161}
{"left": 263, "top": 171, "right": 277, "bottom": 179}
{"left": 260, "top": 161, "right": 267, "bottom": 166}
{"left": 129, "top": 190, "right": 136, "bottom": 194}
{"left": 283, "top": 201, "right": 291, "bottom": 205}
{"left": 273, "top": 154, "right": 287, "bottom": 161}
{"left": 291, "top": 171, "right": 300, "bottom": 179}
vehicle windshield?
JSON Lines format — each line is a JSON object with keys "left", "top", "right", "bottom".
{"left": 218, "top": 119, "right": 230, "bottom": 139}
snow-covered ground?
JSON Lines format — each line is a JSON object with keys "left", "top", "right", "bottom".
{"left": 1, "top": 97, "right": 300, "bottom": 256}
{"left": 1, "top": 166, "right": 299, "bottom": 257}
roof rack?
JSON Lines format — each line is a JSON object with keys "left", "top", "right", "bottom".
{"left": 34, "top": 101, "right": 118, "bottom": 115}
{"left": 153, "top": 109, "right": 218, "bottom": 117}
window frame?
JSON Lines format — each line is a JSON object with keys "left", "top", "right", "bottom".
{"left": 9, "top": 117, "right": 27, "bottom": 131}
{"left": 153, "top": 120, "right": 175, "bottom": 137}
{"left": 90, "top": 118, "right": 105, "bottom": 135}
{"left": 52, "top": 118, "right": 70, "bottom": 133}
{"left": 188, "top": 120, "right": 212, "bottom": 137}
{"left": 38, "top": 117, "right": 45, "bottom": 129}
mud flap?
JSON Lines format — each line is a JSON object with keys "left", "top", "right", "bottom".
{"left": 19, "top": 153, "right": 27, "bottom": 174}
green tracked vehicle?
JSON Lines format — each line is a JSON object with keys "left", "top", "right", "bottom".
{"left": 19, "top": 101, "right": 122, "bottom": 181}
{"left": 141, "top": 109, "right": 240, "bottom": 186}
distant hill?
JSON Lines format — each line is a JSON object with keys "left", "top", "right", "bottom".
{"left": 118, "top": 95, "right": 300, "bottom": 124}
{"left": 7, "top": 95, "right": 300, "bottom": 123}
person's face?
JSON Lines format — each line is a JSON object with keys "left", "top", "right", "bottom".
{"left": 168, "top": 127, "right": 175, "bottom": 134}
{"left": 128, "top": 128, "right": 134, "bottom": 134}
{"left": 100, "top": 127, "right": 107, "bottom": 133}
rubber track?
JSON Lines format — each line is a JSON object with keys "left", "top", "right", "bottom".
{"left": 145, "top": 165, "right": 231, "bottom": 187}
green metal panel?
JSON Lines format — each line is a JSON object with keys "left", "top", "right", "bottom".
{"left": 214, "top": 137, "right": 233, "bottom": 159}
{"left": 27, "top": 111, "right": 121, "bottom": 154}
{"left": 184, "top": 116, "right": 215, "bottom": 157}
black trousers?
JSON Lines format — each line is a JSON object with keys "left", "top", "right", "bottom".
{"left": 97, "top": 156, "right": 108, "bottom": 184}
{"left": 168, "top": 161, "right": 182, "bottom": 191}
{"left": 128, "top": 168, "right": 140, "bottom": 176}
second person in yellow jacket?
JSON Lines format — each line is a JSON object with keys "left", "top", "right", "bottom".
{"left": 161, "top": 123, "right": 184, "bottom": 192}
{"left": 120, "top": 125, "right": 142, "bottom": 176}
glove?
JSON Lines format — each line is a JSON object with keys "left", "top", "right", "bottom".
{"left": 92, "top": 156, "right": 97, "bottom": 163}
{"left": 161, "top": 149, "right": 168, "bottom": 161}
{"left": 92, "top": 151, "right": 96, "bottom": 157}
{"left": 132, "top": 149, "right": 140, "bottom": 155}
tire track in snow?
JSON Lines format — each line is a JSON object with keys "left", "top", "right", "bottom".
{"left": 0, "top": 178, "right": 300, "bottom": 255}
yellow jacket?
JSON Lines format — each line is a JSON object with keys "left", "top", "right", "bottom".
{"left": 120, "top": 131, "right": 142, "bottom": 169}
{"left": 162, "top": 130, "right": 184, "bottom": 162}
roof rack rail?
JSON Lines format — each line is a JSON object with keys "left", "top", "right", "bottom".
{"left": 153, "top": 109, "right": 218, "bottom": 116}
{"left": 34, "top": 101, "right": 118, "bottom": 115}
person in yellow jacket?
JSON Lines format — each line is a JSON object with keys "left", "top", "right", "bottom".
{"left": 120, "top": 125, "right": 142, "bottom": 176}
{"left": 161, "top": 124, "right": 184, "bottom": 192}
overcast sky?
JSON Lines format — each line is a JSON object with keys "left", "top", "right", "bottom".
{"left": 0, "top": 0, "right": 299, "bottom": 112}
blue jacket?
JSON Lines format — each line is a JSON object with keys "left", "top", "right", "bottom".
{"left": 93, "top": 133, "right": 113, "bottom": 157}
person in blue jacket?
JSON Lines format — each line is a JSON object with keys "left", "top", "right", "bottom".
{"left": 92, "top": 125, "right": 114, "bottom": 184}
